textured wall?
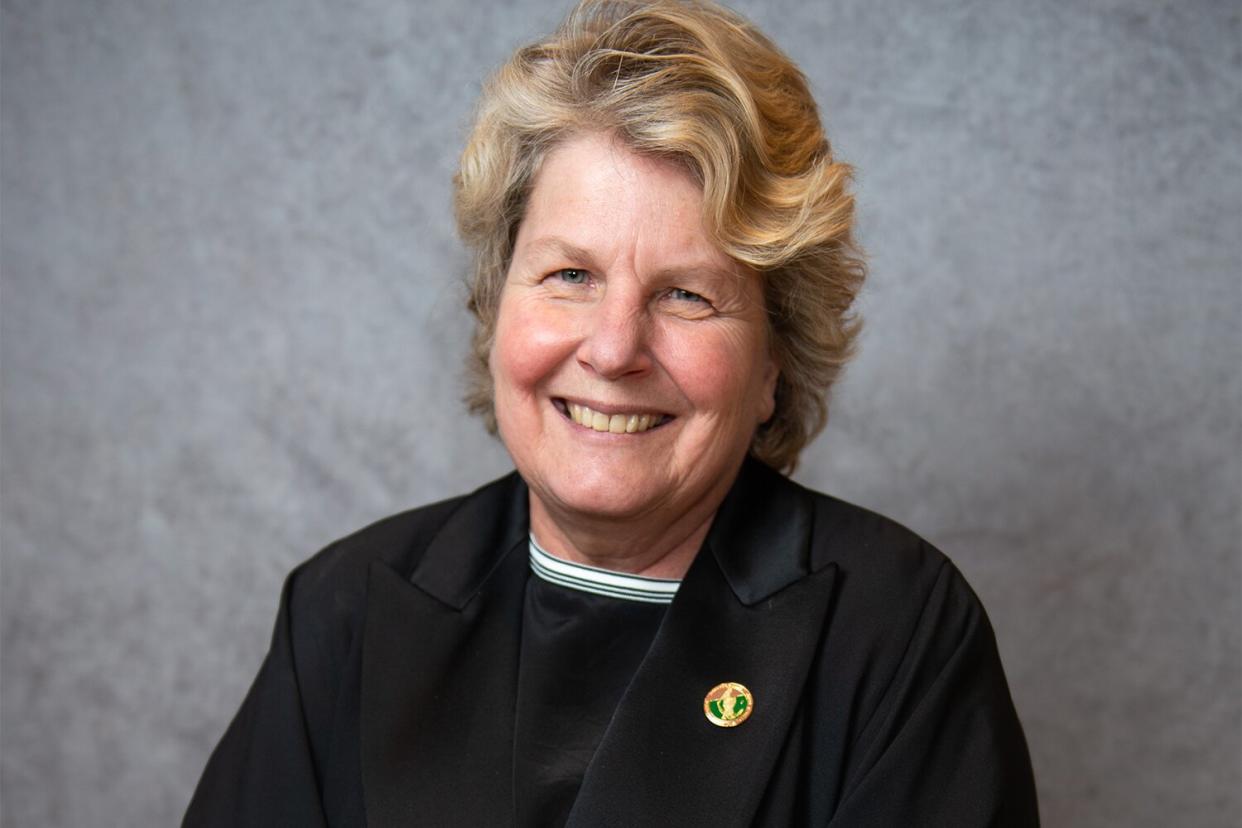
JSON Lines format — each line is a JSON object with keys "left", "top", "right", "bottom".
{"left": 2, "top": 0, "right": 1238, "bottom": 825}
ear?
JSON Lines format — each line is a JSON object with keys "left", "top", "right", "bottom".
{"left": 756, "top": 352, "right": 779, "bottom": 425}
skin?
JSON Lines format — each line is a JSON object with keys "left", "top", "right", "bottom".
{"left": 490, "top": 132, "right": 778, "bottom": 579}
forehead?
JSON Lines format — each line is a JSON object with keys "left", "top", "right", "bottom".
{"left": 515, "top": 132, "right": 732, "bottom": 273}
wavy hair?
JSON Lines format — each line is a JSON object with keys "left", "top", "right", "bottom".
{"left": 454, "top": 0, "right": 865, "bottom": 472}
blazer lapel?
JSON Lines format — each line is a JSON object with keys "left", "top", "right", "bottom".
{"left": 360, "top": 475, "right": 530, "bottom": 826}
{"left": 567, "top": 460, "right": 838, "bottom": 827}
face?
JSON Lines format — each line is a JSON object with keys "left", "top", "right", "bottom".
{"left": 491, "top": 132, "right": 778, "bottom": 532}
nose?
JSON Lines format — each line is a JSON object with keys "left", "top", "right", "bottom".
{"left": 576, "top": 286, "right": 653, "bottom": 380}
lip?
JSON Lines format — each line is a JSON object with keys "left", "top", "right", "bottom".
{"left": 552, "top": 397, "right": 675, "bottom": 432}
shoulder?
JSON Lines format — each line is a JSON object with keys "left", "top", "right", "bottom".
{"left": 771, "top": 471, "right": 994, "bottom": 689}
{"left": 786, "top": 484, "right": 1037, "bottom": 821}
{"left": 714, "top": 458, "right": 975, "bottom": 621}
{"left": 281, "top": 471, "right": 523, "bottom": 628}
{"left": 800, "top": 481, "right": 970, "bottom": 617}
{"left": 742, "top": 458, "right": 962, "bottom": 611}
{"left": 790, "top": 478, "right": 1024, "bottom": 738}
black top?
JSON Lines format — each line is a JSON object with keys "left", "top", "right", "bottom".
{"left": 514, "top": 574, "right": 667, "bottom": 826}
{"left": 184, "top": 458, "right": 1040, "bottom": 827}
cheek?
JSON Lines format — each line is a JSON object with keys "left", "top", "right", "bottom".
{"left": 491, "top": 299, "right": 576, "bottom": 400}
{"left": 666, "top": 326, "right": 770, "bottom": 418}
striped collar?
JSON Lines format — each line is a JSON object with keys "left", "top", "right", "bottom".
{"left": 528, "top": 535, "right": 681, "bottom": 605}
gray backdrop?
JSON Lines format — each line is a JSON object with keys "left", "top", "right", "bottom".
{"left": 2, "top": 0, "right": 1239, "bottom": 825}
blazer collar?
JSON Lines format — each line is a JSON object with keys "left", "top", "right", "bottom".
{"left": 360, "top": 474, "right": 530, "bottom": 826}
{"left": 406, "top": 470, "right": 529, "bottom": 609}
{"left": 405, "top": 455, "right": 814, "bottom": 609}
{"left": 707, "top": 456, "right": 817, "bottom": 605}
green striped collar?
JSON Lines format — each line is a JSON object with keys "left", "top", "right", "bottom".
{"left": 528, "top": 535, "right": 680, "bottom": 604}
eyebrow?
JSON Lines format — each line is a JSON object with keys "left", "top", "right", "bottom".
{"left": 520, "top": 236, "right": 597, "bottom": 268}
{"left": 518, "top": 235, "right": 742, "bottom": 284}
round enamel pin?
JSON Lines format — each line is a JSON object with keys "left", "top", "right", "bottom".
{"left": 704, "top": 681, "right": 754, "bottom": 727}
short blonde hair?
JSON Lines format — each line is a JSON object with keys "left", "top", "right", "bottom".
{"left": 454, "top": 0, "right": 864, "bottom": 472}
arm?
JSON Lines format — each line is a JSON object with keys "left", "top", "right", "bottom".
{"left": 828, "top": 562, "right": 1039, "bottom": 827}
{"left": 183, "top": 570, "right": 330, "bottom": 828}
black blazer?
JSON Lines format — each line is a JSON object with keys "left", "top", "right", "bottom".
{"left": 185, "top": 459, "right": 1039, "bottom": 826}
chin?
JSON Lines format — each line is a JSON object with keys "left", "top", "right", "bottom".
{"left": 540, "top": 469, "right": 664, "bottom": 523}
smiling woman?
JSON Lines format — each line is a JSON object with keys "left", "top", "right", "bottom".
{"left": 493, "top": 132, "right": 778, "bottom": 578}
{"left": 184, "top": 1, "right": 1039, "bottom": 826}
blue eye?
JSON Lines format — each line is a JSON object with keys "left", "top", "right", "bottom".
{"left": 555, "top": 269, "right": 588, "bottom": 284}
{"left": 669, "top": 287, "right": 706, "bottom": 303}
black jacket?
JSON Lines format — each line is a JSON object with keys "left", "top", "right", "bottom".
{"left": 185, "top": 459, "right": 1039, "bottom": 826}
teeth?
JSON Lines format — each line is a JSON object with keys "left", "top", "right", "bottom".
{"left": 567, "top": 402, "right": 663, "bottom": 433}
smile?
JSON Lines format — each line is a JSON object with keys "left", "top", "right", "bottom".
{"left": 554, "top": 399, "right": 672, "bottom": 434}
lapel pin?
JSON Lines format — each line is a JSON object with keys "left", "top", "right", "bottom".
{"left": 704, "top": 681, "right": 754, "bottom": 727}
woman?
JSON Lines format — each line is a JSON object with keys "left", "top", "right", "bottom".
{"left": 186, "top": 1, "right": 1039, "bottom": 825}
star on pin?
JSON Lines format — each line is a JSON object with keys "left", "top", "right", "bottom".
{"left": 704, "top": 681, "right": 754, "bottom": 727}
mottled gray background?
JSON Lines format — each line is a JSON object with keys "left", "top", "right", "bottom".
{"left": 2, "top": 0, "right": 1239, "bottom": 825}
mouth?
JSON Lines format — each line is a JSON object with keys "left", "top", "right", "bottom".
{"left": 553, "top": 398, "right": 673, "bottom": 434}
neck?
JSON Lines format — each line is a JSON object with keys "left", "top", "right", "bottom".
{"left": 528, "top": 491, "right": 721, "bottom": 581}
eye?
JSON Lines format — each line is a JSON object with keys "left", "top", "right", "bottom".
{"left": 553, "top": 268, "right": 589, "bottom": 285}
{"left": 668, "top": 287, "right": 707, "bottom": 303}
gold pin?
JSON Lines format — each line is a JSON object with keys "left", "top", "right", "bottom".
{"left": 704, "top": 681, "right": 754, "bottom": 727}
